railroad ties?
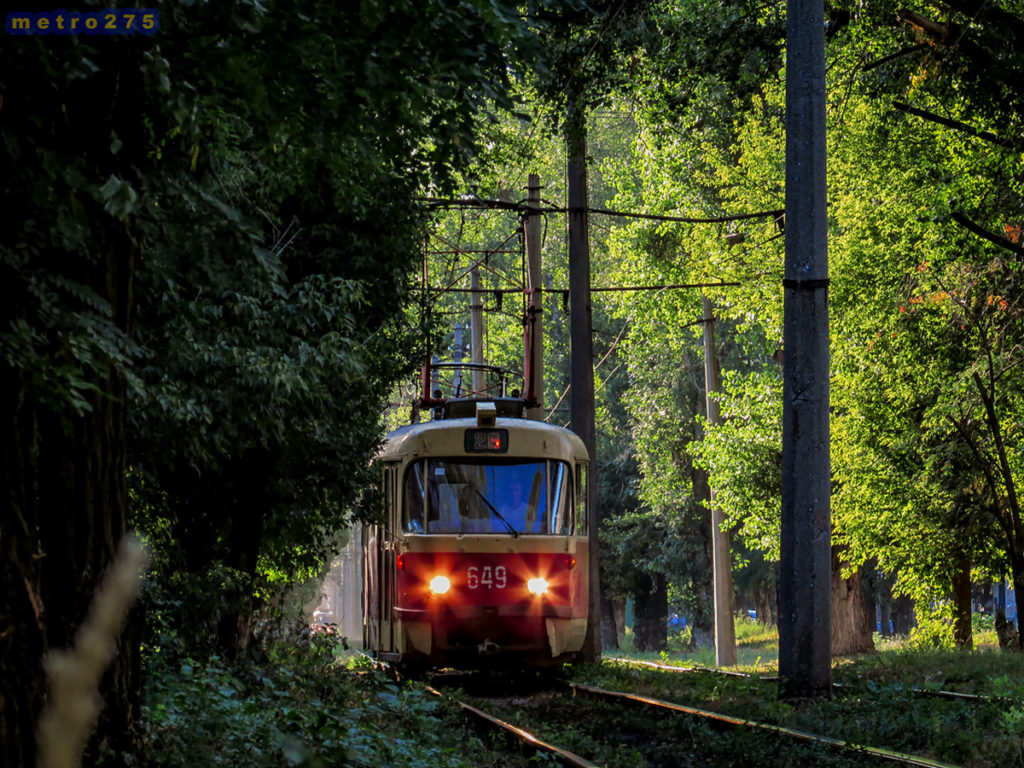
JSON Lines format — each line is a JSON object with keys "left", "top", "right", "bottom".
{"left": 427, "top": 664, "right": 968, "bottom": 768}
{"left": 367, "top": 657, "right": 976, "bottom": 766}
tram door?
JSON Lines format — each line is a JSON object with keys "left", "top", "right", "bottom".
{"left": 362, "top": 521, "right": 380, "bottom": 651}
{"left": 363, "top": 463, "right": 400, "bottom": 657}
{"left": 380, "top": 463, "right": 399, "bottom": 655}
{"left": 574, "top": 461, "right": 591, "bottom": 617}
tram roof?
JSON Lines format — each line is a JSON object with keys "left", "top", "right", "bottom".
{"left": 379, "top": 416, "right": 588, "bottom": 463}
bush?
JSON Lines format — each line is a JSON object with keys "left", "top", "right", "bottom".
{"left": 135, "top": 631, "right": 482, "bottom": 767}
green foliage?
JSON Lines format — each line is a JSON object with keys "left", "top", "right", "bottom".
{"left": 692, "top": 369, "right": 782, "bottom": 557}
{"left": 103, "top": 0, "right": 595, "bottom": 655}
{"left": 574, "top": 646, "right": 1024, "bottom": 766}
{"left": 994, "top": 674, "right": 1024, "bottom": 738}
{"left": 829, "top": 84, "right": 1023, "bottom": 610}
{"left": 904, "top": 604, "right": 957, "bottom": 651}
{"left": 991, "top": 674, "right": 1024, "bottom": 703}
{"left": 590, "top": 0, "right": 1024, "bottom": 633}
{"left": 137, "top": 639, "right": 486, "bottom": 768}
{"left": 1000, "top": 705, "right": 1024, "bottom": 739}
{"left": 532, "top": 0, "right": 665, "bottom": 114}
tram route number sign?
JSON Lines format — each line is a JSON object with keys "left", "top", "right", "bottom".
{"left": 464, "top": 428, "right": 508, "bottom": 453}
{"left": 466, "top": 565, "right": 507, "bottom": 590}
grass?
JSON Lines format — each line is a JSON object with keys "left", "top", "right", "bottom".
{"left": 582, "top": 617, "right": 1024, "bottom": 767}
{"left": 133, "top": 619, "right": 1024, "bottom": 767}
{"left": 610, "top": 617, "right": 1014, "bottom": 684}
{"left": 610, "top": 615, "right": 781, "bottom": 671}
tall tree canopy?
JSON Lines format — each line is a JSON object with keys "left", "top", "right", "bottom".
{"left": 1, "top": 1, "right": 576, "bottom": 762}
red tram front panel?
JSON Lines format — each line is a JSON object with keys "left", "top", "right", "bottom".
{"left": 393, "top": 550, "right": 583, "bottom": 654}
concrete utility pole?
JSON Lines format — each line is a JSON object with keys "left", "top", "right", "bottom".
{"left": 702, "top": 294, "right": 737, "bottom": 667}
{"left": 567, "top": 101, "right": 601, "bottom": 663}
{"left": 779, "top": 0, "right": 832, "bottom": 700}
{"left": 470, "top": 266, "right": 485, "bottom": 396}
{"left": 524, "top": 173, "right": 544, "bottom": 420}
{"left": 452, "top": 323, "right": 466, "bottom": 397}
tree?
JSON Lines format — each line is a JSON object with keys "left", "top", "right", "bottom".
{"left": 540, "top": 0, "right": 1024, "bottom": 657}
{"left": 2, "top": 1, "right": 581, "bottom": 762}
{"left": 2, "top": 19, "right": 165, "bottom": 764}
{"left": 126, "top": 0, "right": 601, "bottom": 648}
{"left": 411, "top": 0, "right": 1024, "bottom": 662}
{"left": 827, "top": 30, "right": 1024, "bottom": 646}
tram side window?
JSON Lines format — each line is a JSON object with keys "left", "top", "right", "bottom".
{"left": 383, "top": 465, "right": 395, "bottom": 528}
{"left": 404, "top": 463, "right": 426, "bottom": 533}
{"left": 547, "top": 461, "right": 570, "bottom": 535}
{"left": 575, "top": 463, "right": 587, "bottom": 535}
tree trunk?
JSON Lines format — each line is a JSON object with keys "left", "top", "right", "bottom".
{"left": 633, "top": 572, "right": 668, "bottom": 652}
{"left": 37, "top": 382, "right": 140, "bottom": 764}
{"left": 1, "top": 368, "right": 47, "bottom": 768}
{"left": 996, "top": 609, "right": 1019, "bottom": 649}
{"left": 754, "top": 579, "right": 778, "bottom": 626}
{"left": 830, "top": 550, "right": 874, "bottom": 656}
{"left": 952, "top": 555, "right": 973, "bottom": 650}
{"left": 2, "top": 228, "right": 138, "bottom": 765}
{"left": 893, "top": 595, "right": 916, "bottom": 635}
{"left": 217, "top": 451, "right": 272, "bottom": 656}
{"left": 690, "top": 466, "right": 717, "bottom": 647}
{"left": 613, "top": 597, "right": 627, "bottom": 644}
{"left": 600, "top": 591, "right": 620, "bottom": 650}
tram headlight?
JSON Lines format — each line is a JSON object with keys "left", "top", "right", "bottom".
{"left": 527, "top": 577, "right": 549, "bottom": 596}
{"left": 428, "top": 575, "right": 452, "bottom": 595}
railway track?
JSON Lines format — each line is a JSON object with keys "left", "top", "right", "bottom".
{"left": 431, "top": 675, "right": 964, "bottom": 768}
{"left": 605, "top": 656, "right": 993, "bottom": 705}
{"left": 366, "top": 656, "right": 978, "bottom": 765}
{"left": 565, "top": 681, "right": 962, "bottom": 768}
{"left": 427, "top": 685, "right": 601, "bottom": 768}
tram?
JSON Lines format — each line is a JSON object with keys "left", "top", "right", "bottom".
{"left": 362, "top": 396, "right": 590, "bottom": 669}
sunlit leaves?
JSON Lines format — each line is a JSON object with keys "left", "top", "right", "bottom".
{"left": 693, "top": 369, "right": 783, "bottom": 558}
{"left": 588, "top": 0, "right": 1024, "bottom": 624}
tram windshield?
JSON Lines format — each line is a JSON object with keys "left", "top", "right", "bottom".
{"left": 403, "top": 459, "right": 572, "bottom": 535}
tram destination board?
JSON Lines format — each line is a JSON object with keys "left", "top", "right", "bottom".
{"left": 464, "top": 428, "right": 508, "bottom": 453}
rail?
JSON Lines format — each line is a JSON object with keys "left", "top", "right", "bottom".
{"left": 425, "top": 686, "right": 601, "bottom": 768}
{"left": 604, "top": 656, "right": 993, "bottom": 704}
{"left": 567, "top": 681, "right": 964, "bottom": 768}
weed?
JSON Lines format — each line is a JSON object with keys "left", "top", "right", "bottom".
{"left": 1001, "top": 707, "right": 1024, "bottom": 738}
{"left": 992, "top": 674, "right": 1024, "bottom": 702}
{"left": 582, "top": 628, "right": 1024, "bottom": 767}
{"left": 135, "top": 630, "right": 501, "bottom": 767}
{"left": 527, "top": 751, "right": 561, "bottom": 765}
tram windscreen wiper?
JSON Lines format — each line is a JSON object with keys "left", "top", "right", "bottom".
{"left": 473, "top": 489, "right": 519, "bottom": 538}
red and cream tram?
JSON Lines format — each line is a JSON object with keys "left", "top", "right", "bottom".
{"left": 363, "top": 397, "right": 590, "bottom": 668}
